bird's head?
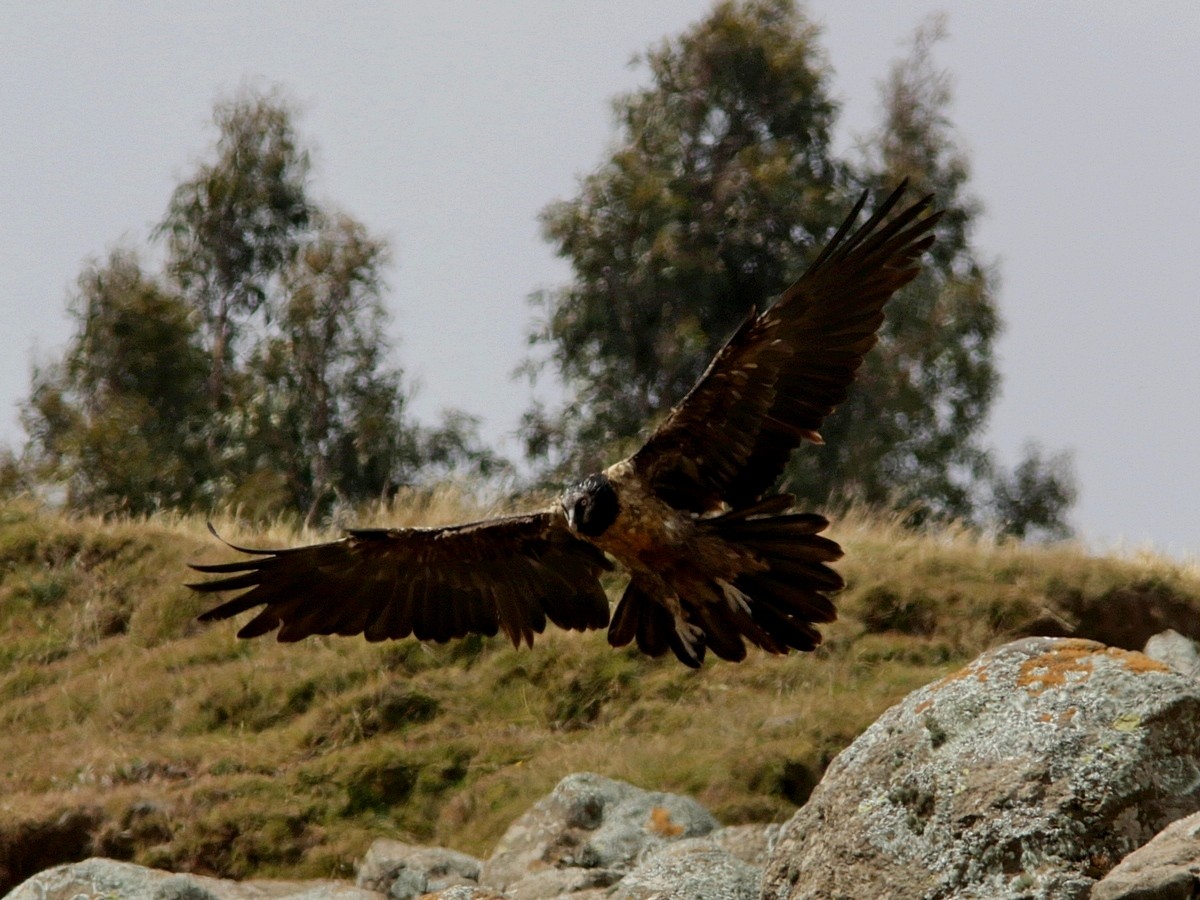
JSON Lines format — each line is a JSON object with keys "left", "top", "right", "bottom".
{"left": 561, "top": 472, "right": 619, "bottom": 537}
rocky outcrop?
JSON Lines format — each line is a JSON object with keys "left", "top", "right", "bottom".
{"left": 10, "top": 635, "right": 1200, "bottom": 900}
{"left": 3, "top": 856, "right": 383, "bottom": 899}
{"left": 760, "top": 636, "right": 1200, "bottom": 899}
{"left": 1090, "top": 809, "right": 1200, "bottom": 900}
{"left": 479, "top": 772, "right": 719, "bottom": 898}
{"left": 608, "top": 838, "right": 760, "bottom": 899}
{"left": 355, "top": 838, "right": 483, "bottom": 897}
{"left": 1143, "top": 628, "right": 1200, "bottom": 679}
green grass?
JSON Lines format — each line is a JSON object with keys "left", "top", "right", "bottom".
{"left": 0, "top": 494, "right": 1196, "bottom": 887}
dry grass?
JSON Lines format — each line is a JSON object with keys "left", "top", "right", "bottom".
{"left": 0, "top": 492, "right": 1196, "bottom": 887}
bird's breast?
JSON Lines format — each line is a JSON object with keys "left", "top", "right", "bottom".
{"left": 591, "top": 460, "right": 697, "bottom": 571}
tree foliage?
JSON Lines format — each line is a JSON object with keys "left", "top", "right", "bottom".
{"left": 524, "top": 1, "right": 1074, "bottom": 538}
{"left": 22, "top": 89, "right": 503, "bottom": 519}
{"left": 988, "top": 443, "right": 1077, "bottom": 541}
{"left": 23, "top": 250, "right": 211, "bottom": 513}
{"left": 524, "top": 0, "right": 843, "bottom": 473}
{"left": 787, "top": 14, "right": 1001, "bottom": 522}
{"left": 158, "top": 88, "right": 313, "bottom": 413}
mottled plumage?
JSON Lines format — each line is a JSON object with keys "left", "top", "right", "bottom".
{"left": 190, "top": 183, "right": 940, "bottom": 667}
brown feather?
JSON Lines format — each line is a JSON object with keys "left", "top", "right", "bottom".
{"left": 190, "top": 512, "right": 611, "bottom": 649}
{"left": 628, "top": 182, "right": 941, "bottom": 512}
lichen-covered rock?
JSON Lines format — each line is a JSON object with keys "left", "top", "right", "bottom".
{"left": 1090, "top": 809, "right": 1200, "bottom": 900}
{"left": 355, "top": 838, "right": 482, "bottom": 897}
{"left": 610, "top": 838, "right": 760, "bottom": 899}
{"left": 761, "top": 637, "right": 1200, "bottom": 900}
{"left": 502, "top": 864, "right": 621, "bottom": 899}
{"left": 709, "top": 823, "right": 781, "bottom": 868}
{"left": 418, "top": 887, "right": 508, "bottom": 900}
{"left": 479, "top": 772, "right": 718, "bottom": 892}
{"left": 5, "top": 856, "right": 384, "bottom": 899}
{"left": 1144, "top": 629, "right": 1200, "bottom": 679}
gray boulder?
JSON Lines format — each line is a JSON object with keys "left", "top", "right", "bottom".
{"left": 761, "top": 637, "right": 1200, "bottom": 900}
{"left": 502, "top": 865, "right": 620, "bottom": 899}
{"left": 709, "top": 823, "right": 781, "bottom": 868}
{"left": 355, "top": 838, "right": 482, "bottom": 898}
{"left": 5, "top": 856, "right": 384, "bottom": 899}
{"left": 1091, "top": 809, "right": 1200, "bottom": 900}
{"left": 479, "top": 772, "right": 718, "bottom": 893}
{"left": 417, "top": 888, "right": 509, "bottom": 900}
{"left": 1144, "top": 629, "right": 1200, "bottom": 679}
{"left": 610, "top": 838, "right": 760, "bottom": 899}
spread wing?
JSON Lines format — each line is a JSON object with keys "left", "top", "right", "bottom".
{"left": 188, "top": 511, "right": 613, "bottom": 648}
{"left": 628, "top": 182, "right": 941, "bottom": 512}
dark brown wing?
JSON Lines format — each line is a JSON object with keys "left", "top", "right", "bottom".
{"left": 628, "top": 182, "right": 941, "bottom": 512}
{"left": 189, "top": 511, "right": 613, "bottom": 648}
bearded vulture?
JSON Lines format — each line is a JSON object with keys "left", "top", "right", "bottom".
{"left": 190, "top": 183, "right": 940, "bottom": 667}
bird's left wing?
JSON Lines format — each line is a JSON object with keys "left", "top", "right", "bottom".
{"left": 188, "top": 511, "right": 613, "bottom": 649}
{"left": 627, "top": 183, "right": 940, "bottom": 512}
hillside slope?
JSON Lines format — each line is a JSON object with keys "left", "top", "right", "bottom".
{"left": 1, "top": 493, "right": 1196, "bottom": 889}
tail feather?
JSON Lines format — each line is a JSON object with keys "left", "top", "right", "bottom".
{"left": 750, "top": 604, "right": 823, "bottom": 652}
{"left": 766, "top": 557, "right": 845, "bottom": 592}
{"left": 609, "top": 581, "right": 706, "bottom": 668}
{"left": 736, "top": 572, "right": 837, "bottom": 623}
{"left": 607, "top": 497, "right": 845, "bottom": 665}
{"left": 707, "top": 496, "right": 844, "bottom": 654}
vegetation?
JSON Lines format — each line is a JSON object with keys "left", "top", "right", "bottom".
{"left": 522, "top": 2, "right": 1074, "bottom": 535}
{"left": 8, "top": 2, "right": 1074, "bottom": 541}
{"left": 18, "top": 89, "right": 503, "bottom": 524}
{"left": 0, "top": 495, "right": 1195, "bottom": 889}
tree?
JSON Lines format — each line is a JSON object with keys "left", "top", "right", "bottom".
{"left": 21, "top": 250, "right": 211, "bottom": 513}
{"left": 21, "top": 87, "right": 507, "bottom": 519}
{"left": 522, "top": 0, "right": 844, "bottom": 474}
{"left": 523, "top": 1, "right": 1074, "bottom": 536}
{"left": 786, "top": 15, "right": 1001, "bottom": 522}
{"left": 157, "top": 87, "right": 312, "bottom": 415}
{"left": 220, "top": 213, "right": 401, "bottom": 523}
{"left": 988, "top": 443, "right": 1077, "bottom": 541}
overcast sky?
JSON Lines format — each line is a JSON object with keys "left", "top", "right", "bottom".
{"left": 2, "top": 2, "right": 1197, "bottom": 557}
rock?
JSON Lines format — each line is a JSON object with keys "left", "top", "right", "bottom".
{"left": 710, "top": 823, "right": 781, "bottom": 867}
{"left": 479, "top": 772, "right": 718, "bottom": 892}
{"left": 610, "top": 838, "right": 760, "bottom": 899}
{"left": 1091, "top": 810, "right": 1200, "bottom": 900}
{"left": 5, "top": 856, "right": 385, "bottom": 899}
{"left": 761, "top": 637, "right": 1200, "bottom": 900}
{"left": 355, "top": 838, "right": 482, "bottom": 897}
{"left": 1144, "top": 629, "right": 1200, "bottom": 679}
{"left": 502, "top": 865, "right": 621, "bottom": 899}
{"left": 419, "top": 888, "right": 508, "bottom": 900}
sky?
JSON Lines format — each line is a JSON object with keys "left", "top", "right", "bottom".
{"left": 2, "top": 2, "right": 1197, "bottom": 557}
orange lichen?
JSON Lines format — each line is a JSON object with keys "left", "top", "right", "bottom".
{"left": 914, "top": 699, "right": 934, "bottom": 714}
{"left": 1102, "top": 646, "right": 1172, "bottom": 675}
{"left": 647, "top": 806, "right": 684, "bottom": 837}
{"left": 1017, "top": 640, "right": 1172, "bottom": 697}
{"left": 1017, "top": 642, "right": 1097, "bottom": 696}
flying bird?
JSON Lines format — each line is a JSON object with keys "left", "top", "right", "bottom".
{"left": 190, "top": 183, "right": 939, "bottom": 668}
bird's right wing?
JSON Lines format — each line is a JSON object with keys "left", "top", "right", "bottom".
{"left": 188, "top": 510, "right": 613, "bottom": 649}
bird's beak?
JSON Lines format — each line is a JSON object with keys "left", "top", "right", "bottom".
{"left": 562, "top": 496, "right": 577, "bottom": 530}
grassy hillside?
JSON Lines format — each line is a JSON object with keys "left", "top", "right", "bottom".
{"left": 1, "top": 492, "right": 1197, "bottom": 888}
